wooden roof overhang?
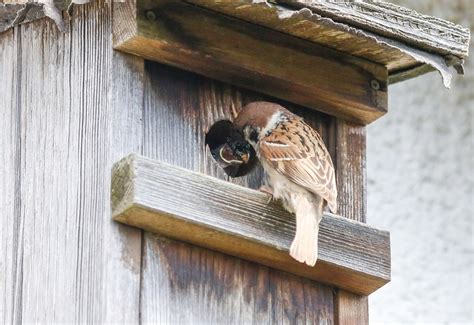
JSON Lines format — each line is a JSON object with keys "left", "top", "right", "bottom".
{"left": 1, "top": 0, "right": 470, "bottom": 124}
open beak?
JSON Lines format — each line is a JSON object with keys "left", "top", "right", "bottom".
{"left": 240, "top": 152, "right": 250, "bottom": 164}
{"left": 219, "top": 146, "right": 243, "bottom": 165}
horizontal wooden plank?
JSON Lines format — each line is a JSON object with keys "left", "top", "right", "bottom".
{"left": 111, "top": 154, "right": 391, "bottom": 295}
{"left": 113, "top": 0, "right": 387, "bottom": 125}
{"left": 186, "top": 0, "right": 466, "bottom": 79}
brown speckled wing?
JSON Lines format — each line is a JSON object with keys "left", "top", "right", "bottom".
{"left": 259, "top": 117, "right": 337, "bottom": 213}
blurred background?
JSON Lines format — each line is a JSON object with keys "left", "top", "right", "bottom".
{"left": 368, "top": 0, "right": 473, "bottom": 323}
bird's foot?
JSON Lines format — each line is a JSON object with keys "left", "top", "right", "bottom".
{"left": 259, "top": 185, "right": 274, "bottom": 204}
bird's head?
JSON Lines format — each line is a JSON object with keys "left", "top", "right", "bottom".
{"left": 205, "top": 102, "right": 288, "bottom": 177}
{"left": 233, "top": 101, "right": 287, "bottom": 146}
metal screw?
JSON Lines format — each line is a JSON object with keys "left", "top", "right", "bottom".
{"left": 146, "top": 10, "right": 156, "bottom": 21}
{"left": 370, "top": 79, "right": 380, "bottom": 90}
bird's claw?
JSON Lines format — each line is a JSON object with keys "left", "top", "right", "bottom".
{"left": 259, "top": 185, "right": 274, "bottom": 204}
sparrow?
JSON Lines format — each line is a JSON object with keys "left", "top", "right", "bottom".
{"left": 232, "top": 101, "right": 337, "bottom": 266}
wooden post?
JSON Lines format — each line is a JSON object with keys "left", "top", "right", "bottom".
{"left": 334, "top": 120, "right": 371, "bottom": 325}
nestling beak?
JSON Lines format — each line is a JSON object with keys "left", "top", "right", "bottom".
{"left": 205, "top": 119, "right": 258, "bottom": 177}
{"left": 218, "top": 144, "right": 243, "bottom": 165}
{"left": 240, "top": 152, "right": 250, "bottom": 164}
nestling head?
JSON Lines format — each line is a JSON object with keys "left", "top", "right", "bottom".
{"left": 205, "top": 119, "right": 257, "bottom": 177}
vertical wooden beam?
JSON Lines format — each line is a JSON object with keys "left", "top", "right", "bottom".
{"left": 0, "top": 27, "right": 22, "bottom": 325}
{"left": 335, "top": 121, "right": 367, "bottom": 222}
{"left": 103, "top": 50, "right": 144, "bottom": 322}
{"left": 335, "top": 290, "right": 369, "bottom": 324}
{"left": 333, "top": 120, "right": 369, "bottom": 324}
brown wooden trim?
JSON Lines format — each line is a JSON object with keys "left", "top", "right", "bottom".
{"left": 334, "top": 290, "right": 369, "bottom": 325}
{"left": 333, "top": 120, "right": 373, "bottom": 325}
{"left": 113, "top": 0, "right": 388, "bottom": 125}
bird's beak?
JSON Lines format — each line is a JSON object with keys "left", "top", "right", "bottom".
{"left": 219, "top": 146, "right": 243, "bottom": 165}
{"left": 240, "top": 152, "right": 250, "bottom": 164}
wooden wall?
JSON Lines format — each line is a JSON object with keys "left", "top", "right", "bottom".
{"left": 0, "top": 3, "right": 142, "bottom": 323}
{"left": 0, "top": 2, "right": 367, "bottom": 323}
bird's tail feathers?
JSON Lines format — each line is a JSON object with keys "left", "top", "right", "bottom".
{"left": 289, "top": 194, "right": 324, "bottom": 266}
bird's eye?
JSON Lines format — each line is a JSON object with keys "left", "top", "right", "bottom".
{"left": 244, "top": 125, "right": 259, "bottom": 143}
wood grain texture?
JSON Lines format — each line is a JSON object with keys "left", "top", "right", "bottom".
{"left": 138, "top": 62, "right": 340, "bottom": 323}
{"left": 3, "top": 0, "right": 469, "bottom": 62}
{"left": 0, "top": 27, "right": 22, "bottom": 325}
{"left": 334, "top": 120, "right": 368, "bottom": 223}
{"left": 186, "top": 0, "right": 464, "bottom": 78}
{"left": 280, "top": 0, "right": 470, "bottom": 59}
{"left": 334, "top": 290, "right": 369, "bottom": 325}
{"left": 111, "top": 154, "right": 391, "bottom": 295}
{"left": 141, "top": 233, "right": 334, "bottom": 324}
{"left": 0, "top": 2, "right": 144, "bottom": 323}
{"left": 103, "top": 51, "right": 144, "bottom": 323}
{"left": 113, "top": 0, "right": 388, "bottom": 125}
{"left": 332, "top": 119, "right": 372, "bottom": 324}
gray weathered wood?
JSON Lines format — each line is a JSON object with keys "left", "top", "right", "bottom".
{"left": 112, "top": 154, "right": 391, "bottom": 296}
{"left": 114, "top": 0, "right": 388, "bottom": 125}
{"left": 0, "top": 2, "right": 143, "bottom": 323}
{"left": 3, "top": 0, "right": 469, "bottom": 61}
{"left": 0, "top": 28, "right": 22, "bottom": 325}
{"left": 279, "top": 0, "right": 469, "bottom": 59}
{"left": 103, "top": 51, "right": 144, "bottom": 323}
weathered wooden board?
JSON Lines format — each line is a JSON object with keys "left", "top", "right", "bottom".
{"left": 279, "top": 0, "right": 469, "bottom": 59}
{"left": 139, "top": 62, "right": 337, "bottom": 323}
{"left": 186, "top": 0, "right": 467, "bottom": 81}
{"left": 113, "top": 0, "right": 388, "bottom": 125}
{"left": 335, "top": 290, "right": 369, "bottom": 325}
{"left": 0, "top": 2, "right": 144, "bottom": 323}
{"left": 141, "top": 233, "right": 335, "bottom": 324}
{"left": 112, "top": 154, "right": 391, "bottom": 295}
{"left": 332, "top": 120, "right": 370, "bottom": 324}
{"left": 0, "top": 28, "right": 21, "bottom": 325}
{"left": 104, "top": 51, "right": 144, "bottom": 323}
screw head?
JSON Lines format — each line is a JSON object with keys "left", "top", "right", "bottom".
{"left": 146, "top": 10, "right": 156, "bottom": 21}
{"left": 370, "top": 79, "right": 380, "bottom": 90}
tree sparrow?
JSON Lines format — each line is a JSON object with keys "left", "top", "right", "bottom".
{"left": 232, "top": 102, "right": 337, "bottom": 266}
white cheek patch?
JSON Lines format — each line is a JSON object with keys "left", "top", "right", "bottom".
{"left": 269, "top": 157, "right": 294, "bottom": 161}
{"left": 260, "top": 111, "right": 283, "bottom": 139}
{"left": 262, "top": 141, "right": 289, "bottom": 147}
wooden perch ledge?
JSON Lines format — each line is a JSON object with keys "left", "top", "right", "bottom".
{"left": 111, "top": 154, "right": 391, "bottom": 295}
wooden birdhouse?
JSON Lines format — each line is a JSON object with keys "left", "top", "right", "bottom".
{"left": 0, "top": 1, "right": 469, "bottom": 324}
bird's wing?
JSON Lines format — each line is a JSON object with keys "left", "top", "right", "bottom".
{"left": 259, "top": 118, "right": 337, "bottom": 213}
